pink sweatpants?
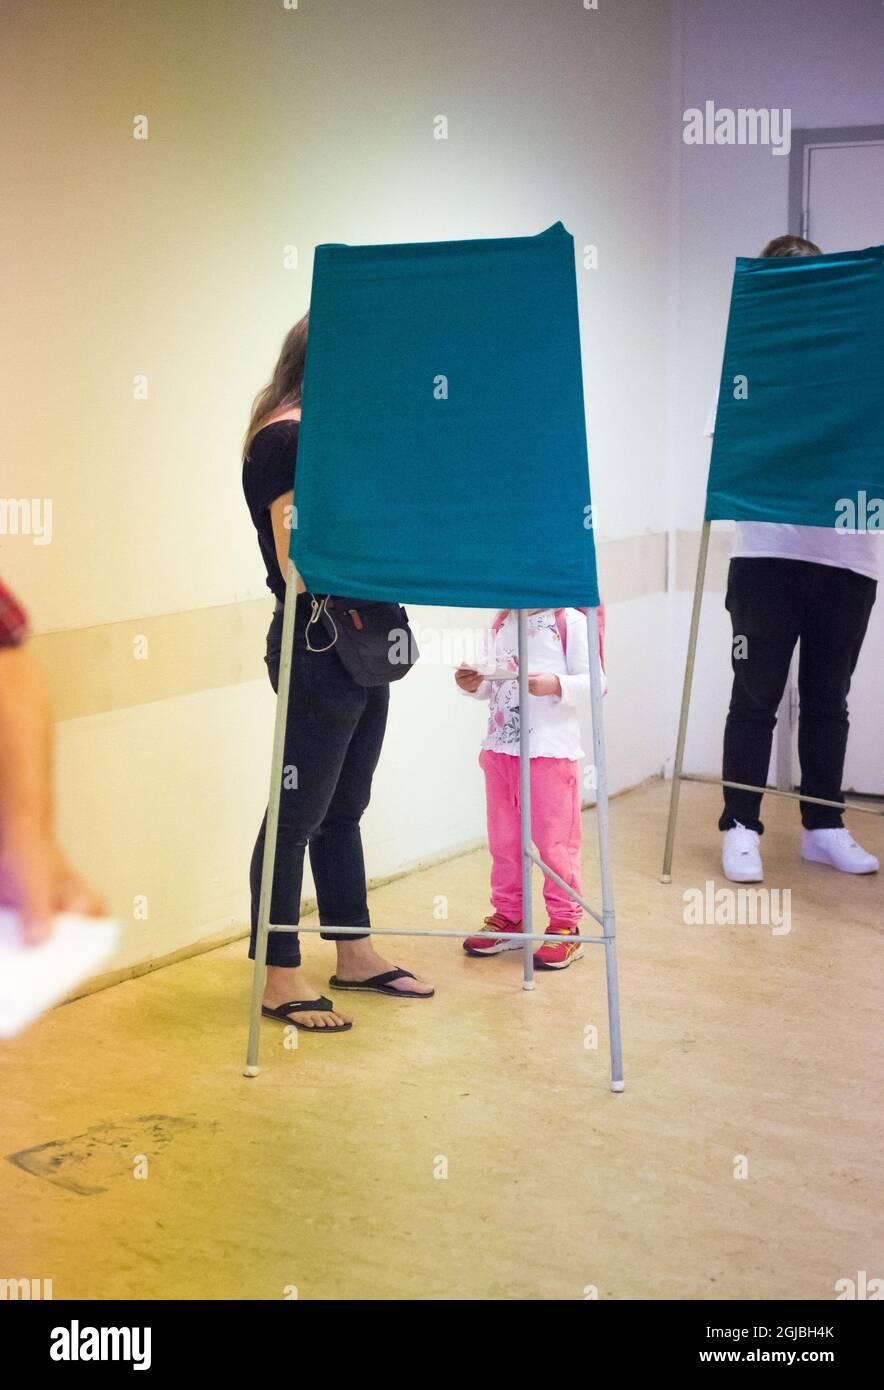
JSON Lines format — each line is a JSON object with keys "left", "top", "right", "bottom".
{"left": 479, "top": 748, "right": 582, "bottom": 927}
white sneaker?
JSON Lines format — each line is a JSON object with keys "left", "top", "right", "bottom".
{"left": 801, "top": 828, "right": 879, "bottom": 874}
{"left": 722, "top": 822, "right": 764, "bottom": 882}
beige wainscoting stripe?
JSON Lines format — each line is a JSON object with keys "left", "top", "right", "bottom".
{"left": 595, "top": 531, "right": 668, "bottom": 603}
{"left": 30, "top": 598, "right": 272, "bottom": 721}
{"left": 28, "top": 532, "right": 723, "bottom": 722}
{"left": 675, "top": 526, "right": 733, "bottom": 594}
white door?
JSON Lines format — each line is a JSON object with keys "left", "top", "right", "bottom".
{"left": 789, "top": 137, "right": 884, "bottom": 797}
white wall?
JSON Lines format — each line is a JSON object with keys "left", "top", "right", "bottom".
{"left": 18, "top": 1, "right": 882, "bottom": 975}
{"left": 3, "top": 0, "right": 678, "bottom": 975}
{"left": 23, "top": 0, "right": 883, "bottom": 974}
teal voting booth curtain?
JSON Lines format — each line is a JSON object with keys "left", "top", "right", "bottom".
{"left": 706, "top": 246, "right": 884, "bottom": 527}
{"left": 292, "top": 222, "right": 600, "bottom": 609}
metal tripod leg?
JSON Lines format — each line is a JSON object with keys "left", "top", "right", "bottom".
{"left": 244, "top": 565, "right": 299, "bottom": 1077}
{"left": 517, "top": 609, "right": 535, "bottom": 990}
{"left": 661, "top": 519, "right": 710, "bottom": 883}
{"left": 586, "top": 607, "right": 624, "bottom": 1092}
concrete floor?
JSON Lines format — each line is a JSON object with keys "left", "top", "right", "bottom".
{"left": 1, "top": 780, "right": 882, "bottom": 1300}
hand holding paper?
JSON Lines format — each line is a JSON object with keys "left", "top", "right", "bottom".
{"left": 0, "top": 909, "right": 119, "bottom": 1037}
{"left": 455, "top": 662, "right": 518, "bottom": 685}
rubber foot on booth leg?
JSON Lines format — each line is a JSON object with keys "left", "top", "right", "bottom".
{"left": 243, "top": 1066, "right": 260, "bottom": 1078}
{"left": 610, "top": 1080, "right": 625, "bottom": 1093}
{"left": 660, "top": 874, "right": 672, "bottom": 884}
{"left": 522, "top": 980, "right": 536, "bottom": 991}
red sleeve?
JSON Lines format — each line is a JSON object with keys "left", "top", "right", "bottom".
{"left": 0, "top": 580, "right": 29, "bottom": 648}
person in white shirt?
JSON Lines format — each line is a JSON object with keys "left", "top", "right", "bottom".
{"left": 709, "top": 235, "right": 879, "bottom": 883}
{"left": 455, "top": 606, "right": 602, "bottom": 969}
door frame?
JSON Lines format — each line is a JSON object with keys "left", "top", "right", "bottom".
{"left": 788, "top": 123, "right": 884, "bottom": 244}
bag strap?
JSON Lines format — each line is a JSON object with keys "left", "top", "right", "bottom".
{"left": 558, "top": 606, "right": 606, "bottom": 670}
{"left": 491, "top": 609, "right": 508, "bottom": 637}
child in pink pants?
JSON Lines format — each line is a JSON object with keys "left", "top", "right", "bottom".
{"left": 455, "top": 607, "right": 604, "bottom": 970}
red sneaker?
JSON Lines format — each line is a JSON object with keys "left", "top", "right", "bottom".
{"left": 463, "top": 912, "right": 523, "bottom": 956}
{"left": 533, "top": 922, "right": 584, "bottom": 970}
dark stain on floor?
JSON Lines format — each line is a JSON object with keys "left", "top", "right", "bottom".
{"left": 5, "top": 1114, "right": 200, "bottom": 1195}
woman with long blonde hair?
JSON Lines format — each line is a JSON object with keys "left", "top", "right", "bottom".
{"left": 241, "top": 315, "right": 434, "bottom": 1034}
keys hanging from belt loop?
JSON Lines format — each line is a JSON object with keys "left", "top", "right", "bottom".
{"left": 305, "top": 594, "right": 337, "bottom": 653}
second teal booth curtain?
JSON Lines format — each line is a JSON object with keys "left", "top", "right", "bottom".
{"left": 663, "top": 245, "right": 884, "bottom": 878}
{"left": 245, "top": 222, "right": 622, "bottom": 1091}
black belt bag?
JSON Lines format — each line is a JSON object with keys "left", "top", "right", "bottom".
{"left": 306, "top": 594, "right": 419, "bottom": 687}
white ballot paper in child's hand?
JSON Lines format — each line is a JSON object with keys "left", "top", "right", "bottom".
{"left": 0, "top": 910, "right": 119, "bottom": 1037}
{"left": 455, "top": 662, "right": 518, "bottom": 683}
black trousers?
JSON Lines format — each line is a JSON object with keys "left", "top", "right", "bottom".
{"left": 720, "top": 558, "right": 876, "bottom": 834}
{"left": 249, "top": 593, "right": 390, "bottom": 968}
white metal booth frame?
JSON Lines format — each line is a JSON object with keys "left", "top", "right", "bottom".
{"left": 245, "top": 567, "right": 624, "bottom": 1093}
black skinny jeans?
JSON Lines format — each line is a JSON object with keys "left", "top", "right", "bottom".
{"left": 720, "top": 557, "right": 876, "bottom": 835}
{"left": 249, "top": 593, "right": 390, "bottom": 968}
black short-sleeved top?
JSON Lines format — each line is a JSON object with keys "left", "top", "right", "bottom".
{"left": 242, "top": 420, "right": 300, "bottom": 604}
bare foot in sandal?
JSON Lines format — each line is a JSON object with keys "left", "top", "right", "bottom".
{"left": 332, "top": 939, "right": 434, "bottom": 996}
{"left": 263, "top": 965, "right": 353, "bottom": 1031}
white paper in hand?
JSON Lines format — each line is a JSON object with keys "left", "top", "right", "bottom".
{"left": 455, "top": 662, "right": 518, "bottom": 682}
{"left": 0, "top": 910, "right": 119, "bottom": 1037}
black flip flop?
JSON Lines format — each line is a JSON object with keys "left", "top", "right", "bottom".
{"left": 261, "top": 995, "right": 352, "bottom": 1033}
{"left": 328, "top": 968, "right": 434, "bottom": 999}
